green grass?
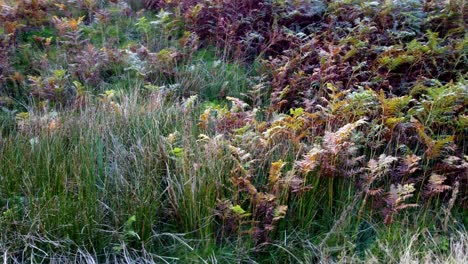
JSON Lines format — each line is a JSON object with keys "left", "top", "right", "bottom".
{"left": 1, "top": 89, "right": 465, "bottom": 262}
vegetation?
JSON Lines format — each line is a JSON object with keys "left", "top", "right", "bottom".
{"left": 0, "top": 0, "right": 466, "bottom": 263}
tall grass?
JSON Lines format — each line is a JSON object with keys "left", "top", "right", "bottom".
{"left": 0, "top": 88, "right": 234, "bottom": 260}
{"left": 1, "top": 88, "right": 465, "bottom": 262}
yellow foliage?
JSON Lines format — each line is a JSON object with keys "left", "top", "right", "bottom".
{"left": 269, "top": 160, "right": 286, "bottom": 187}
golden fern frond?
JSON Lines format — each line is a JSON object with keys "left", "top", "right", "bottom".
{"left": 296, "top": 146, "right": 324, "bottom": 174}
{"left": 411, "top": 117, "right": 454, "bottom": 159}
{"left": 383, "top": 183, "right": 418, "bottom": 226}
{"left": 396, "top": 154, "right": 421, "bottom": 177}
{"left": 377, "top": 89, "right": 412, "bottom": 117}
{"left": 269, "top": 160, "right": 286, "bottom": 187}
{"left": 322, "top": 118, "right": 367, "bottom": 154}
{"left": 424, "top": 173, "right": 451, "bottom": 198}
{"left": 365, "top": 154, "right": 397, "bottom": 182}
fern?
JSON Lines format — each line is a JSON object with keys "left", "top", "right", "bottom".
{"left": 410, "top": 82, "right": 467, "bottom": 128}
{"left": 412, "top": 117, "right": 455, "bottom": 159}
{"left": 424, "top": 174, "right": 451, "bottom": 198}
{"left": 383, "top": 184, "right": 418, "bottom": 226}
{"left": 395, "top": 154, "right": 421, "bottom": 179}
{"left": 377, "top": 89, "right": 412, "bottom": 118}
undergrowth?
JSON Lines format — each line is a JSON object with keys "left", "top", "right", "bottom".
{"left": 0, "top": 0, "right": 466, "bottom": 263}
